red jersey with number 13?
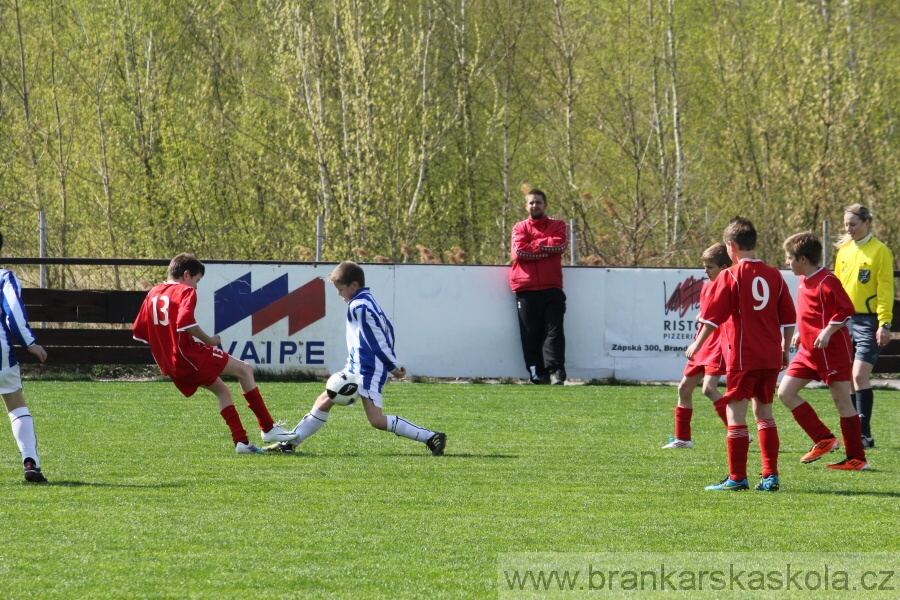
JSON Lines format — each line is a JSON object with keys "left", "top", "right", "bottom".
{"left": 699, "top": 259, "right": 796, "bottom": 372}
{"left": 132, "top": 282, "right": 213, "bottom": 379}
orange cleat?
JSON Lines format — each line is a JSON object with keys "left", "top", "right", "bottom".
{"left": 826, "top": 458, "right": 869, "bottom": 471}
{"left": 800, "top": 437, "right": 839, "bottom": 463}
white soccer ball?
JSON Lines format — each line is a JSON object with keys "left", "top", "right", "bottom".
{"left": 325, "top": 371, "right": 359, "bottom": 406}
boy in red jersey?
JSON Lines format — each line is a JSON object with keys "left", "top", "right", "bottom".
{"left": 777, "top": 232, "right": 868, "bottom": 470}
{"left": 686, "top": 217, "right": 796, "bottom": 491}
{"left": 663, "top": 243, "right": 732, "bottom": 449}
{"left": 133, "top": 253, "right": 297, "bottom": 453}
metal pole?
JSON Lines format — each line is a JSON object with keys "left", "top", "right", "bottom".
{"left": 316, "top": 215, "right": 324, "bottom": 262}
{"left": 822, "top": 220, "right": 829, "bottom": 270}
{"left": 570, "top": 218, "right": 577, "bottom": 265}
{"left": 39, "top": 211, "right": 48, "bottom": 288}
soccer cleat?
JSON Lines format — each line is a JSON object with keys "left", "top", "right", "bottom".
{"left": 262, "top": 441, "right": 296, "bottom": 454}
{"left": 235, "top": 442, "right": 264, "bottom": 454}
{"left": 800, "top": 436, "right": 840, "bottom": 463}
{"left": 662, "top": 437, "right": 694, "bottom": 449}
{"left": 549, "top": 368, "right": 566, "bottom": 385}
{"left": 23, "top": 458, "right": 47, "bottom": 483}
{"left": 705, "top": 477, "right": 749, "bottom": 491}
{"left": 826, "top": 458, "right": 869, "bottom": 471}
{"left": 862, "top": 436, "right": 875, "bottom": 449}
{"left": 426, "top": 432, "right": 447, "bottom": 456}
{"left": 261, "top": 423, "right": 300, "bottom": 443}
{"left": 754, "top": 474, "right": 780, "bottom": 492}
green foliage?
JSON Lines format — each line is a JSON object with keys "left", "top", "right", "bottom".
{"left": 1, "top": 1, "right": 898, "bottom": 271}
{"left": 2, "top": 381, "right": 898, "bottom": 598}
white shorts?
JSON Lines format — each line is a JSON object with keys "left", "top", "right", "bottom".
{"left": 0, "top": 364, "right": 24, "bottom": 395}
{"left": 360, "top": 388, "right": 383, "bottom": 408}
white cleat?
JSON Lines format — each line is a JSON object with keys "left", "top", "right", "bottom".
{"left": 261, "top": 424, "right": 300, "bottom": 443}
{"left": 662, "top": 438, "right": 694, "bottom": 449}
{"left": 235, "top": 442, "right": 264, "bottom": 454}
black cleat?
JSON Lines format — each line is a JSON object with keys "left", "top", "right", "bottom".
{"left": 426, "top": 432, "right": 447, "bottom": 456}
{"left": 23, "top": 458, "right": 47, "bottom": 483}
{"left": 862, "top": 436, "right": 875, "bottom": 449}
{"left": 262, "top": 441, "right": 296, "bottom": 454}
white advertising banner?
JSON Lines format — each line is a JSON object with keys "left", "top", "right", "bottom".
{"left": 195, "top": 263, "right": 799, "bottom": 382}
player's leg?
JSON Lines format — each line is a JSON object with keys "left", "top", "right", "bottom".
{"left": 201, "top": 378, "right": 257, "bottom": 453}
{"left": 542, "top": 288, "right": 567, "bottom": 384}
{"left": 220, "top": 355, "right": 295, "bottom": 442}
{"left": 826, "top": 380, "right": 867, "bottom": 468}
{"left": 726, "top": 398, "right": 751, "bottom": 480}
{"left": 664, "top": 371, "right": 702, "bottom": 448}
{"left": 851, "top": 359, "right": 876, "bottom": 448}
{"left": 752, "top": 372, "right": 780, "bottom": 491}
{"left": 3, "top": 385, "right": 45, "bottom": 482}
{"left": 516, "top": 291, "right": 548, "bottom": 384}
{"left": 702, "top": 373, "right": 729, "bottom": 426}
{"left": 778, "top": 375, "right": 837, "bottom": 462}
{"left": 363, "top": 394, "right": 445, "bottom": 456}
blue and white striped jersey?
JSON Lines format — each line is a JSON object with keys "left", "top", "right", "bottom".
{"left": 344, "top": 287, "right": 398, "bottom": 392}
{"left": 1, "top": 269, "right": 36, "bottom": 371}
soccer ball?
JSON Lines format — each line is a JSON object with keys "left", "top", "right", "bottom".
{"left": 325, "top": 371, "right": 359, "bottom": 406}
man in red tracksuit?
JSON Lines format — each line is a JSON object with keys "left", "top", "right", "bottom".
{"left": 509, "top": 189, "right": 569, "bottom": 385}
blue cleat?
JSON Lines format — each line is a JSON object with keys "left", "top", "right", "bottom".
{"left": 754, "top": 474, "right": 780, "bottom": 492}
{"left": 705, "top": 477, "right": 749, "bottom": 491}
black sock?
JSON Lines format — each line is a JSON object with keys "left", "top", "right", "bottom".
{"left": 855, "top": 388, "right": 874, "bottom": 438}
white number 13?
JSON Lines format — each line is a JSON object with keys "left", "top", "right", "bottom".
{"left": 149, "top": 295, "right": 171, "bottom": 326}
{"left": 752, "top": 277, "right": 770, "bottom": 310}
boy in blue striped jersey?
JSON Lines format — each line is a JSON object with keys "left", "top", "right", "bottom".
{"left": 265, "top": 261, "right": 446, "bottom": 455}
{"left": 1, "top": 231, "right": 49, "bottom": 482}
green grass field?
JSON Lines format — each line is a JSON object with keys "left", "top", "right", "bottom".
{"left": 2, "top": 381, "right": 898, "bottom": 599}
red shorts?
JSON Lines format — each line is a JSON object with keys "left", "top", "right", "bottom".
{"left": 785, "top": 349, "right": 852, "bottom": 385}
{"left": 724, "top": 368, "right": 780, "bottom": 404}
{"left": 683, "top": 362, "right": 726, "bottom": 378}
{"left": 171, "top": 345, "right": 230, "bottom": 397}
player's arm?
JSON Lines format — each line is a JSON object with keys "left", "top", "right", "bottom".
{"left": 686, "top": 322, "right": 716, "bottom": 360}
{"left": 357, "top": 306, "right": 398, "bottom": 372}
{"left": 875, "top": 245, "right": 894, "bottom": 347}
{"left": 814, "top": 322, "right": 844, "bottom": 350}
{"left": 781, "top": 325, "right": 795, "bottom": 370}
{"left": 183, "top": 325, "right": 221, "bottom": 348}
{"left": 27, "top": 344, "right": 47, "bottom": 363}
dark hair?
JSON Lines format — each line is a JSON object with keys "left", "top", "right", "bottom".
{"left": 329, "top": 261, "right": 366, "bottom": 287}
{"left": 723, "top": 216, "right": 757, "bottom": 251}
{"left": 844, "top": 203, "right": 872, "bottom": 223}
{"left": 783, "top": 231, "right": 822, "bottom": 265}
{"left": 700, "top": 242, "right": 732, "bottom": 267}
{"left": 526, "top": 189, "right": 547, "bottom": 203}
{"left": 168, "top": 253, "right": 205, "bottom": 280}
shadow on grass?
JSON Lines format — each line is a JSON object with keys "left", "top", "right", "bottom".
{"left": 267, "top": 452, "right": 520, "bottom": 459}
{"left": 26, "top": 480, "right": 185, "bottom": 488}
{"left": 806, "top": 487, "right": 900, "bottom": 498}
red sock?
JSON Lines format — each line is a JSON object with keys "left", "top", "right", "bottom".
{"left": 243, "top": 387, "right": 275, "bottom": 432}
{"left": 674, "top": 406, "right": 693, "bottom": 441}
{"left": 221, "top": 404, "right": 249, "bottom": 445}
{"left": 726, "top": 425, "right": 750, "bottom": 481}
{"left": 757, "top": 419, "right": 779, "bottom": 477}
{"left": 840, "top": 415, "right": 866, "bottom": 460}
{"left": 712, "top": 397, "right": 729, "bottom": 426}
{"left": 790, "top": 402, "right": 833, "bottom": 442}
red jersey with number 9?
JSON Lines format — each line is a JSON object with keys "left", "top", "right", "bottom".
{"left": 699, "top": 259, "right": 797, "bottom": 372}
{"left": 132, "top": 282, "right": 225, "bottom": 384}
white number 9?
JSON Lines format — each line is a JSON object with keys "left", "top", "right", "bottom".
{"left": 752, "top": 277, "right": 770, "bottom": 310}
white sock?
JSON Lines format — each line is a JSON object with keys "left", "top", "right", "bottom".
{"left": 293, "top": 407, "right": 329, "bottom": 443}
{"left": 9, "top": 407, "right": 38, "bottom": 467}
{"left": 386, "top": 415, "right": 433, "bottom": 443}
